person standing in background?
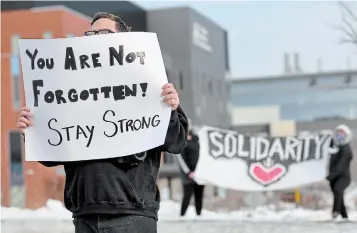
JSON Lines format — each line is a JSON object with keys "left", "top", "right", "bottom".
{"left": 176, "top": 122, "right": 204, "bottom": 217}
{"left": 327, "top": 124, "right": 354, "bottom": 220}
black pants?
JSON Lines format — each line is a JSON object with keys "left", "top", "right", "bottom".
{"left": 73, "top": 214, "right": 157, "bottom": 233}
{"left": 180, "top": 183, "right": 205, "bottom": 216}
{"left": 329, "top": 177, "right": 350, "bottom": 219}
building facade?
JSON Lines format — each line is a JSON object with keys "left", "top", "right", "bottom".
{"left": 147, "top": 7, "right": 231, "bottom": 129}
{"left": 230, "top": 70, "right": 357, "bottom": 123}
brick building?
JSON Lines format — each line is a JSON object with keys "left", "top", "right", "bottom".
{"left": 1, "top": 6, "right": 90, "bottom": 208}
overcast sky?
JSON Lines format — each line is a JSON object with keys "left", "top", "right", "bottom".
{"left": 133, "top": 0, "right": 357, "bottom": 78}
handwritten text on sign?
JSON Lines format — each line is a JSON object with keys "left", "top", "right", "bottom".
{"left": 18, "top": 32, "right": 171, "bottom": 162}
{"left": 194, "top": 126, "right": 334, "bottom": 191}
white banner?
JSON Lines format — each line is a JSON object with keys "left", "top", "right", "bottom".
{"left": 18, "top": 32, "right": 171, "bottom": 162}
{"left": 194, "top": 126, "right": 336, "bottom": 191}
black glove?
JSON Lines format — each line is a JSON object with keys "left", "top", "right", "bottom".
{"left": 326, "top": 174, "right": 335, "bottom": 182}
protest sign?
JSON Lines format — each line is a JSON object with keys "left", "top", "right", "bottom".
{"left": 194, "top": 126, "right": 337, "bottom": 191}
{"left": 18, "top": 32, "right": 171, "bottom": 161}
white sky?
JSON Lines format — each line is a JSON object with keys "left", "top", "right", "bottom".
{"left": 134, "top": 0, "right": 357, "bottom": 78}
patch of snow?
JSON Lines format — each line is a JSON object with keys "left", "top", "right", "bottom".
{"left": 345, "top": 185, "right": 357, "bottom": 209}
{"left": 1, "top": 199, "right": 357, "bottom": 222}
{"left": 1, "top": 200, "right": 72, "bottom": 220}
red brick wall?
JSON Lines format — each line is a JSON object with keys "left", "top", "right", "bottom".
{"left": 1, "top": 8, "right": 89, "bottom": 208}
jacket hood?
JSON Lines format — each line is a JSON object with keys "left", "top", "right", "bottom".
{"left": 335, "top": 124, "right": 353, "bottom": 145}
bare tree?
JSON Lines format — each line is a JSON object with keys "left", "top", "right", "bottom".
{"left": 336, "top": 1, "right": 357, "bottom": 46}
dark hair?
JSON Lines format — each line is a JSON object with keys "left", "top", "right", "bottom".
{"left": 91, "top": 12, "right": 132, "bottom": 32}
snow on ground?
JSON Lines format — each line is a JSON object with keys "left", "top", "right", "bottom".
{"left": 3, "top": 200, "right": 357, "bottom": 233}
{"left": 1, "top": 199, "right": 357, "bottom": 222}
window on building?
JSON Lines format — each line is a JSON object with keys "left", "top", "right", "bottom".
{"left": 9, "top": 131, "right": 22, "bottom": 163}
{"left": 11, "top": 35, "right": 20, "bottom": 55}
{"left": 208, "top": 80, "right": 213, "bottom": 94}
{"left": 9, "top": 131, "right": 24, "bottom": 187}
{"left": 309, "top": 77, "right": 317, "bottom": 87}
{"left": 214, "top": 187, "right": 226, "bottom": 199}
{"left": 11, "top": 35, "right": 21, "bottom": 110}
{"left": 11, "top": 66, "right": 21, "bottom": 110}
{"left": 43, "top": 31, "right": 52, "bottom": 39}
{"left": 179, "top": 71, "right": 184, "bottom": 90}
{"left": 345, "top": 75, "right": 352, "bottom": 84}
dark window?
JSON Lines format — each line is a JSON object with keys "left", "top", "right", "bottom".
{"left": 11, "top": 34, "right": 21, "bottom": 110}
{"left": 9, "top": 131, "right": 22, "bottom": 163}
{"left": 208, "top": 80, "right": 213, "bottom": 94}
{"left": 213, "top": 187, "right": 219, "bottom": 197}
{"left": 224, "top": 31, "right": 230, "bottom": 71}
{"left": 179, "top": 71, "right": 184, "bottom": 90}
{"left": 309, "top": 77, "right": 317, "bottom": 87}
{"left": 345, "top": 75, "right": 352, "bottom": 84}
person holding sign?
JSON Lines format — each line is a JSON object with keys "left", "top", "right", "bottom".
{"left": 175, "top": 124, "right": 204, "bottom": 217}
{"left": 17, "top": 12, "right": 188, "bottom": 233}
{"left": 327, "top": 124, "right": 354, "bottom": 221}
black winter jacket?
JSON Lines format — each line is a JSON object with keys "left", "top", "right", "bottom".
{"left": 35, "top": 107, "right": 188, "bottom": 220}
{"left": 176, "top": 130, "right": 200, "bottom": 184}
{"left": 327, "top": 142, "right": 353, "bottom": 182}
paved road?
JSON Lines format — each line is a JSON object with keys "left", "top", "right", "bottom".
{"left": 2, "top": 220, "right": 357, "bottom": 233}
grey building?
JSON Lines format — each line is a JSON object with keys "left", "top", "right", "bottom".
{"left": 147, "top": 7, "right": 231, "bottom": 129}
{"left": 230, "top": 70, "right": 357, "bottom": 122}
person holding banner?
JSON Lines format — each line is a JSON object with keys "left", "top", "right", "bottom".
{"left": 327, "top": 124, "right": 354, "bottom": 220}
{"left": 175, "top": 126, "right": 204, "bottom": 217}
{"left": 17, "top": 12, "right": 188, "bottom": 233}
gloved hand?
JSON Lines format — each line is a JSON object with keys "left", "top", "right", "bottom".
{"left": 326, "top": 174, "right": 335, "bottom": 182}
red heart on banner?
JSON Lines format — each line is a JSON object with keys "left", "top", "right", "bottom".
{"left": 249, "top": 162, "right": 286, "bottom": 186}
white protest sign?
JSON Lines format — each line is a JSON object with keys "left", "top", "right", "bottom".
{"left": 18, "top": 32, "right": 171, "bottom": 161}
{"left": 194, "top": 126, "right": 335, "bottom": 191}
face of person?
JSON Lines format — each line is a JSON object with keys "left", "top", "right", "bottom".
{"left": 85, "top": 18, "right": 118, "bottom": 36}
{"left": 336, "top": 129, "right": 346, "bottom": 139}
{"left": 334, "top": 129, "right": 347, "bottom": 145}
